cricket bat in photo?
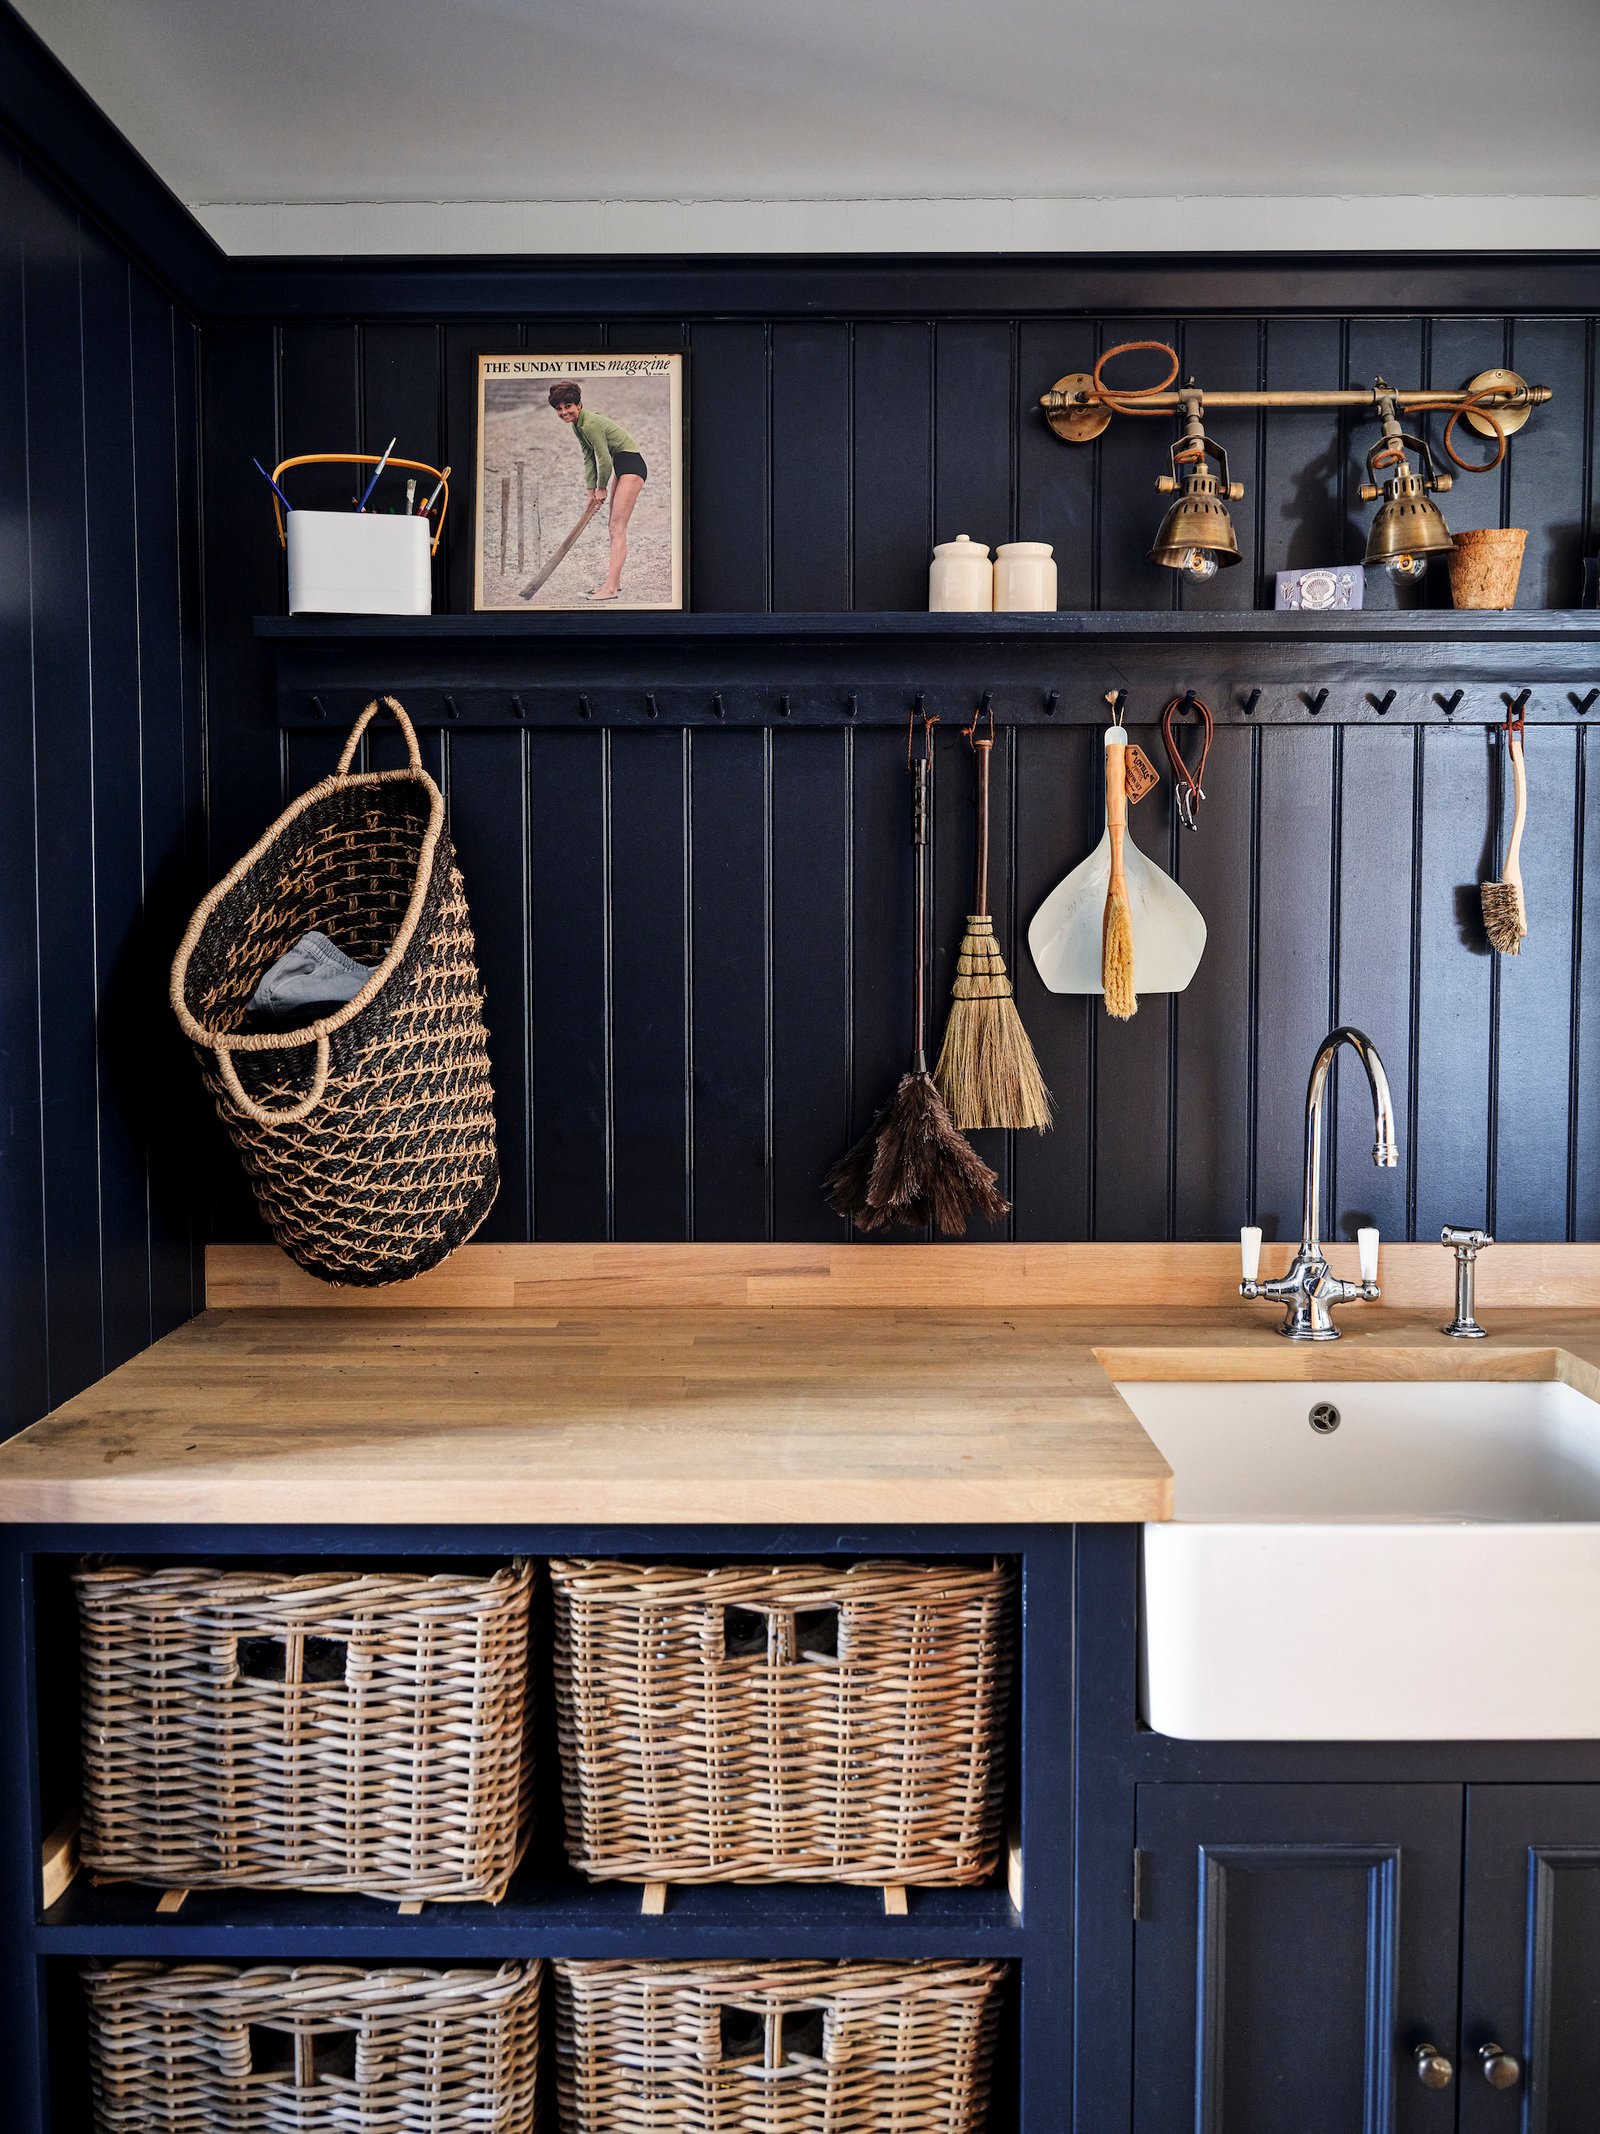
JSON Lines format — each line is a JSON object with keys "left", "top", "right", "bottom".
{"left": 519, "top": 495, "right": 604, "bottom": 600}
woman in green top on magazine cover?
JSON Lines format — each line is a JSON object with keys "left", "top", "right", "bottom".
{"left": 549, "top": 380, "right": 648, "bottom": 602}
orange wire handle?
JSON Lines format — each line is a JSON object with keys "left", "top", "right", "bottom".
{"left": 269, "top": 453, "right": 450, "bottom": 553}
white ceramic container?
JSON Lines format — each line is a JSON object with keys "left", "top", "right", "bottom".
{"left": 993, "top": 540, "right": 1057, "bottom": 611}
{"left": 287, "top": 510, "right": 432, "bottom": 615}
{"left": 928, "top": 535, "right": 993, "bottom": 613}
{"left": 1121, "top": 1376, "right": 1600, "bottom": 1740}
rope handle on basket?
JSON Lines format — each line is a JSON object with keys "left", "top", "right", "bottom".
{"left": 336, "top": 696, "right": 424, "bottom": 775}
{"left": 213, "top": 1033, "right": 332, "bottom": 1127}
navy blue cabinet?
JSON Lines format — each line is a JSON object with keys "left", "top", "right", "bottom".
{"left": 1461, "top": 1786, "right": 1600, "bottom": 2131}
{"left": 1133, "top": 1784, "right": 1464, "bottom": 2133}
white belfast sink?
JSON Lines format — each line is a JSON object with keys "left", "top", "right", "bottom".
{"left": 1120, "top": 1377, "right": 1600, "bottom": 1741}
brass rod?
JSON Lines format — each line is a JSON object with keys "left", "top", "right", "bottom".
{"left": 1041, "top": 385, "right": 1551, "bottom": 412}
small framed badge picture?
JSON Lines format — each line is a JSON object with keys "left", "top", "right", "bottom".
{"left": 474, "top": 353, "right": 684, "bottom": 610}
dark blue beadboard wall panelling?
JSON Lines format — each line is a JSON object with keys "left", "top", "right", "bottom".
{"left": 0, "top": 140, "right": 204, "bottom": 1439}
{"left": 205, "top": 303, "right": 1600, "bottom": 1250}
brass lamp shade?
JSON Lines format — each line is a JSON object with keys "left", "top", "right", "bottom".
{"left": 1149, "top": 478, "right": 1243, "bottom": 570}
{"left": 1364, "top": 477, "right": 1455, "bottom": 568}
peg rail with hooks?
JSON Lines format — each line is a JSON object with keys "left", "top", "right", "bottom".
{"left": 261, "top": 610, "right": 1600, "bottom": 732}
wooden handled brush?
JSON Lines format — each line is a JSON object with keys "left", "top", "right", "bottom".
{"left": 1101, "top": 728, "right": 1137, "bottom": 1018}
{"left": 1481, "top": 704, "right": 1528, "bottom": 955}
{"left": 934, "top": 706, "right": 1052, "bottom": 1131}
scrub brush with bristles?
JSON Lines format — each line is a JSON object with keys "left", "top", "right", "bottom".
{"left": 1101, "top": 728, "right": 1137, "bottom": 1018}
{"left": 1481, "top": 704, "right": 1528, "bottom": 955}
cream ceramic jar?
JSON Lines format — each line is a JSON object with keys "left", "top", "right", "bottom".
{"left": 928, "top": 535, "right": 993, "bottom": 612}
{"left": 993, "top": 541, "right": 1057, "bottom": 612}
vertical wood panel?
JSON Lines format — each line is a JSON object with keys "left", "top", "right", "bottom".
{"left": 0, "top": 147, "right": 47, "bottom": 1431}
{"left": 1259, "top": 317, "right": 1345, "bottom": 583}
{"left": 1012, "top": 723, "right": 1096, "bottom": 1240}
{"left": 21, "top": 182, "right": 104, "bottom": 1400}
{"left": 608, "top": 728, "right": 691, "bottom": 1238}
{"left": 770, "top": 323, "right": 851, "bottom": 611}
{"left": 849, "top": 725, "right": 918, "bottom": 1240}
{"left": 362, "top": 323, "right": 444, "bottom": 608}
{"left": 1172, "top": 725, "right": 1256, "bottom": 1238}
{"left": 771, "top": 730, "right": 851, "bottom": 1239}
{"left": 690, "top": 730, "right": 770, "bottom": 1238}
{"left": 933, "top": 322, "right": 1015, "bottom": 552}
{"left": 853, "top": 323, "right": 931, "bottom": 611}
{"left": 1413, "top": 724, "right": 1495, "bottom": 1235}
{"left": 1330, "top": 724, "right": 1415, "bottom": 1240}
{"left": 1508, "top": 316, "right": 1594, "bottom": 609}
{"left": 1253, "top": 727, "right": 1336, "bottom": 1241}
{"left": 528, "top": 728, "right": 610, "bottom": 1240}
{"left": 79, "top": 229, "right": 150, "bottom": 1367}
{"left": 448, "top": 728, "right": 533, "bottom": 1239}
{"left": 442, "top": 319, "right": 515, "bottom": 612}
{"left": 1424, "top": 318, "right": 1506, "bottom": 585}
{"left": 1574, "top": 728, "right": 1600, "bottom": 1235}
{"left": 1016, "top": 320, "right": 1096, "bottom": 608}
{"left": 689, "top": 321, "right": 769, "bottom": 610}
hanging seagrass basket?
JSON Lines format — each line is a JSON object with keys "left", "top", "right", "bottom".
{"left": 170, "top": 696, "right": 498, "bottom": 1285}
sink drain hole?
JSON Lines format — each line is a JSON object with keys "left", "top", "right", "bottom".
{"left": 1308, "top": 1401, "right": 1342, "bottom": 1434}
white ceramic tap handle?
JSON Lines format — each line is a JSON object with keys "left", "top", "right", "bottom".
{"left": 1358, "top": 1226, "right": 1380, "bottom": 1285}
{"left": 1240, "top": 1226, "right": 1262, "bottom": 1282}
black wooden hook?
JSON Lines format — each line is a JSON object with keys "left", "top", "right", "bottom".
{"left": 780, "top": 693, "right": 792, "bottom": 718}
{"left": 1044, "top": 690, "right": 1060, "bottom": 717}
{"left": 1504, "top": 688, "right": 1532, "bottom": 718}
{"left": 510, "top": 693, "right": 527, "bottom": 722}
{"left": 1239, "top": 688, "right": 1261, "bottom": 717}
{"left": 713, "top": 692, "right": 726, "bottom": 720}
{"left": 443, "top": 693, "right": 460, "bottom": 721}
{"left": 1571, "top": 688, "right": 1600, "bottom": 716}
{"left": 646, "top": 692, "right": 660, "bottom": 719}
{"left": 309, "top": 694, "right": 328, "bottom": 721}
{"left": 1435, "top": 689, "right": 1464, "bottom": 716}
{"left": 846, "top": 692, "right": 859, "bottom": 720}
{"left": 1368, "top": 689, "right": 1397, "bottom": 717}
{"left": 578, "top": 693, "right": 592, "bottom": 720}
{"left": 1303, "top": 687, "right": 1329, "bottom": 717}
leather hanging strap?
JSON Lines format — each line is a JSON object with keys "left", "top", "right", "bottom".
{"left": 964, "top": 700, "right": 995, "bottom": 919}
{"left": 1161, "top": 693, "right": 1215, "bottom": 831}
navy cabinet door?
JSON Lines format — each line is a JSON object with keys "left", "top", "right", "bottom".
{"left": 1134, "top": 1783, "right": 1464, "bottom": 2134}
{"left": 1461, "top": 1785, "right": 1600, "bottom": 2131}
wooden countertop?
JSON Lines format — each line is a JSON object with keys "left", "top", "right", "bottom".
{"left": 5, "top": 1297, "right": 1600, "bottom": 1526}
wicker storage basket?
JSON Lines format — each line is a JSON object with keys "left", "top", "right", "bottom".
{"left": 170, "top": 696, "right": 497, "bottom": 1286}
{"left": 85, "top": 1961, "right": 540, "bottom": 2134}
{"left": 555, "top": 1959, "right": 1005, "bottom": 2134}
{"left": 76, "top": 1560, "right": 534, "bottom": 1902}
{"left": 551, "top": 1559, "right": 1013, "bottom": 1885}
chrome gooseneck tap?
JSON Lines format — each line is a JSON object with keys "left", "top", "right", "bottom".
{"left": 1240, "top": 1026, "right": 1399, "bottom": 1340}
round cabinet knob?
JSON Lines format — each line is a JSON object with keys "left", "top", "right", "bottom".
{"left": 1479, "top": 2043, "right": 1521, "bottom": 2090}
{"left": 1415, "top": 2043, "right": 1455, "bottom": 2089}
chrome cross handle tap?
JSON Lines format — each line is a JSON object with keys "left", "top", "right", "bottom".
{"left": 1240, "top": 1027, "right": 1398, "bottom": 1341}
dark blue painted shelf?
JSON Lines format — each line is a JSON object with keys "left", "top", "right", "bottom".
{"left": 39, "top": 1869, "right": 1022, "bottom": 1960}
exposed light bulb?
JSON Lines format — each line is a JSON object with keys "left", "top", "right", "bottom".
{"left": 1384, "top": 551, "right": 1427, "bottom": 581}
{"left": 1182, "top": 549, "right": 1219, "bottom": 581}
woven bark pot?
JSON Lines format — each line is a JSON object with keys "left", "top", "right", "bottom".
{"left": 170, "top": 696, "right": 497, "bottom": 1285}
{"left": 84, "top": 1961, "right": 541, "bottom": 2134}
{"left": 554, "top": 1960, "right": 1006, "bottom": 2134}
{"left": 551, "top": 1558, "right": 1014, "bottom": 1884}
{"left": 76, "top": 1560, "right": 534, "bottom": 1901}
{"left": 1448, "top": 526, "right": 1528, "bottom": 608}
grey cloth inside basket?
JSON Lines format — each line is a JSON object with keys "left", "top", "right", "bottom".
{"left": 248, "top": 929, "right": 372, "bottom": 1020}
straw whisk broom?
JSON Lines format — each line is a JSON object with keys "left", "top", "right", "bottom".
{"left": 826, "top": 713, "right": 1009, "bottom": 1235}
{"left": 1481, "top": 701, "right": 1528, "bottom": 954}
{"left": 1101, "top": 723, "right": 1137, "bottom": 1018}
{"left": 934, "top": 703, "right": 1051, "bottom": 1130}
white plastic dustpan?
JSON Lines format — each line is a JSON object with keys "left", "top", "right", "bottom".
{"left": 1028, "top": 731, "right": 1207, "bottom": 995}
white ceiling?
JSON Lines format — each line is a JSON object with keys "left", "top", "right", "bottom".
{"left": 18, "top": 0, "right": 1600, "bottom": 254}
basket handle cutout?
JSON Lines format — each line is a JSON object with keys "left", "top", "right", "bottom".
{"left": 794, "top": 1607, "right": 838, "bottom": 1660}
{"left": 719, "top": 2007, "right": 829, "bottom": 2071}
{"left": 249, "top": 2025, "right": 358, "bottom": 2087}
{"left": 722, "top": 1604, "right": 838, "bottom": 1662}
{"left": 336, "top": 695, "right": 424, "bottom": 776}
{"left": 236, "top": 1633, "right": 348, "bottom": 1686}
{"left": 214, "top": 1034, "right": 331, "bottom": 1128}
{"left": 719, "top": 2007, "right": 765, "bottom": 2063}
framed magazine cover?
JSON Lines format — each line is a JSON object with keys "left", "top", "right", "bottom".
{"left": 474, "top": 353, "right": 684, "bottom": 610}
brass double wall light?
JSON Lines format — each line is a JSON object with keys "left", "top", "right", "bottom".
{"left": 1042, "top": 343, "right": 1548, "bottom": 583}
